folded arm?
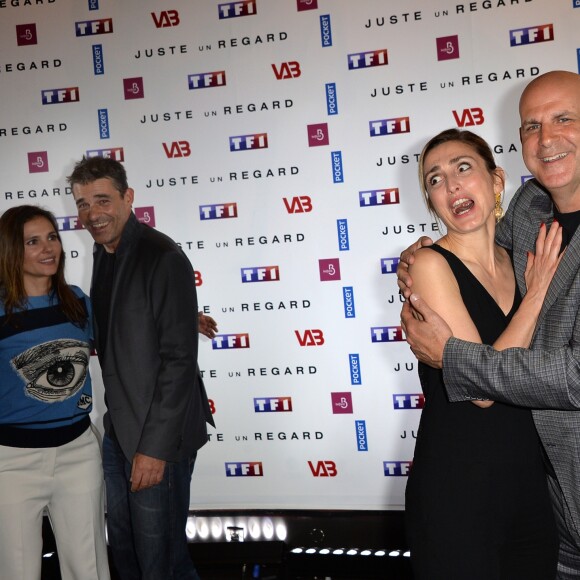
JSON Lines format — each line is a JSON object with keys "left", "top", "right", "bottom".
{"left": 444, "top": 337, "right": 580, "bottom": 410}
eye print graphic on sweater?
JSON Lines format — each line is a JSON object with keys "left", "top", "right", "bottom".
{"left": 12, "top": 339, "right": 90, "bottom": 403}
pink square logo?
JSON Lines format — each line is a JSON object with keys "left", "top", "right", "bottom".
{"left": 297, "top": 0, "right": 318, "bottom": 11}
{"left": 319, "top": 258, "right": 341, "bottom": 281}
{"left": 436, "top": 35, "right": 459, "bottom": 61}
{"left": 16, "top": 23, "right": 37, "bottom": 46}
{"left": 308, "top": 123, "right": 329, "bottom": 147}
{"left": 135, "top": 206, "right": 155, "bottom": 227}
{"left": 124, "top": 77, "right": 144, "bottom": 100}
{"left": 331, "top": 392, "right": 353, "bottom": 414}
{"left": 28, "top": 151, "right": 49, "bottom": 173}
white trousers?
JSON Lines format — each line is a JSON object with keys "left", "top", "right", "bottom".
{"left": 0, "top": 426, "right": 110, "bottom": 580}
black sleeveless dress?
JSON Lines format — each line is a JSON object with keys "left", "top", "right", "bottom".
{"left": 405, "top": 245, "right": 558, "bottom": 579}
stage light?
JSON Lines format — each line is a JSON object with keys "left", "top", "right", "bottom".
{"left": 262, "top": 517, "right": 275, "bottom": 540}
{"left": 275, "top": 521, "right": 288, "bottom": 541}
{"left": 196, "top": 517, "right": 210, "bottom": 540}
{"left": 360, "top": 549, "right": 372, "bottom": 556}
{"left": 248, "top": 517, "right": 262, "bottom": 540}
{"left": 211, "top": 517, "right": 223, "bottom": 540}
{"left": 346, "top": 549, "right": 358, "bottom": 556}
{"left": 185, "top": 517, "right": 196, "bottom": 540}
{"left": 319, "top": 548, "right": 331, "bottom": 555}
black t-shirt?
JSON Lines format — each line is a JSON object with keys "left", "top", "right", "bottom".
{"left": 554, "top": 207, "right": 580, "bottom": 249}
{"left": 92, "top": 251, "right": 116, "bottom": 364}
{"left": 92, "top": 250, "right": 117, "bottom": 440}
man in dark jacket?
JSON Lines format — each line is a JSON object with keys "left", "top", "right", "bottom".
{"left": 68, "top": 156, "right": 214, "bottom": 580}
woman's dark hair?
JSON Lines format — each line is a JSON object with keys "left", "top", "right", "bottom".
{"left": 418, "top": 128, "right": 504, "bottom": 214}
{"left": 0, "top": 205, "right": 86, "bottom": 325}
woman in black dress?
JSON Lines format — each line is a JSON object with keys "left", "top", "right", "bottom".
{"left": 405, "top": 129, "right": 560, "bottom": 579}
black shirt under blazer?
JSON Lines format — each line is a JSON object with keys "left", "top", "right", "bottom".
{"left": 92, "top": 212, "right": 214, "bottom": 464}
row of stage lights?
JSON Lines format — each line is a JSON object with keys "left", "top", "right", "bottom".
{"left": 185, "top": 515, "right": 287, "bottom": 542}
{"left": 182, "top": 515, "right": 410, "bottom": 560}
{"left": 289, "top": 547, "right": 410, "bottom": 558}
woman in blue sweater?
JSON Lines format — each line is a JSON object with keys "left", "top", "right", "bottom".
{"left": 0, "top": 205, "right": 109, "bottom": 579}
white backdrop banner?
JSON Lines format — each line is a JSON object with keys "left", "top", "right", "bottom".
{"left": 0, "top": 0, "right": 578, "bottom": 510}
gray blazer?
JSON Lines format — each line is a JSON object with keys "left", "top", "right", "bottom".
{"left": 92, "top": 213, "right": 214, "bottom": 464}
{"left": 443, "top": 178, "right": 580, "bottom": 546}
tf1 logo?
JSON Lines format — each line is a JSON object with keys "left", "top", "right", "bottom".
{"left": 75, "top": 18, "right": 113, "bottom": 36}
{"left": 188, "top": 71, "right": 226, "bottom": 90}
{"left": 86, "top": 147, "right": 125, "bottom": 161}
{"left": 383, "top": 461, "right": 412, "bottom": 476}
{"left": 347, "top": 49, "right": 388, "bottom": 70}
{"left": 41, "top": 87, "right": 79, "bottom": 105}
{"left": 510, "top": 24, "right": 554, "bottom": 46}
{"left": 55, "top": 215, "right": 84, "bottom": 232}
{"left": 393, "top": 394, "right": 425, "bottom": 410}
{"left": 521, "top": 175, "right": 534, "bottom": 186}
{"left": 225, "top": 462, "right": 263, "bottom": 477}
{"left": 212, "top": 333, "right": 250, "bottom": 349}
{"left": 200, "top": 203, "right": 238, "bottom": 220}
{"left": 229, "top": 133, "right": 268, "bottom": 152}
{"left": 381, "top": 258, "right": 399, "bottom": 275}
{"left": 359, "top": 188, "right": 399, "bottom": 207}
{"left": 241, "top": 266, "right": 279, "bottom": 283}
{"left": 218, "top": 0, "right": 256, "bottom": 19}
{"left": 369, "top": 117, "right": 410, "bottom": 137}
{"left": 371, "top": 326, "right": 405, "bottom": 343}
{"left": 254, "top": 397, "right": 292, "bottom": 412}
